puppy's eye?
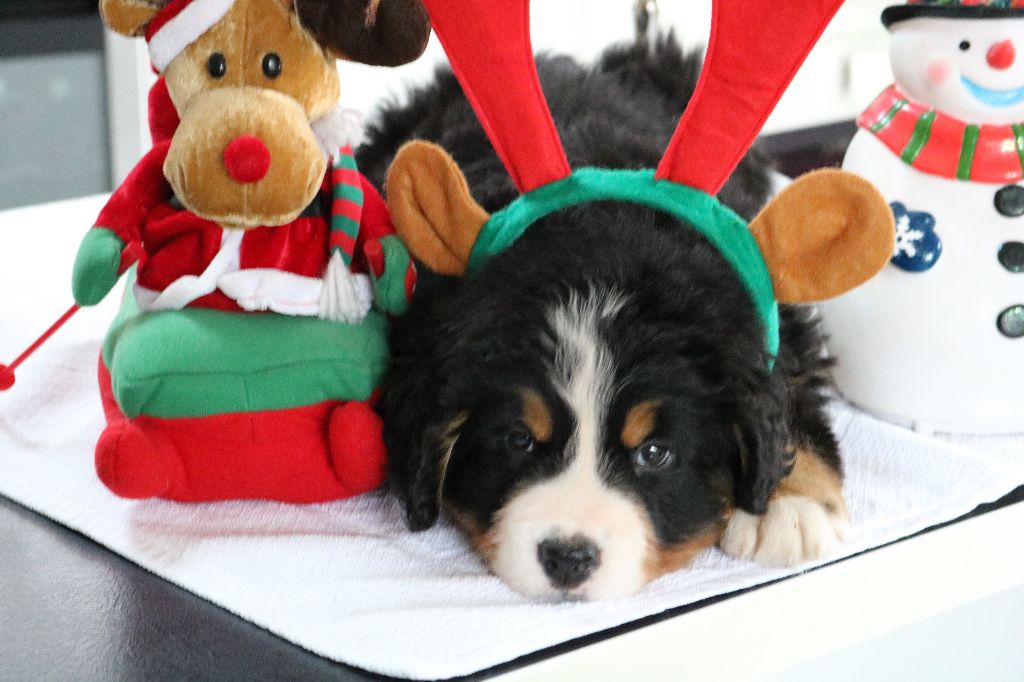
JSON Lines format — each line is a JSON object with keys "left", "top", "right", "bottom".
{"left": 505, "top": 429, "right": 535, "bottom": 453}
{"left": 633, "top": 443, "right": 675, "bottom": 470}
{"left": 960, "top": 40, "right": 971, "bottom": 51}
{"left": 262, "top": 53, "right": 282, "bottom": 79}
{"left": 208, "top": 53, "right": 227, "bottom": 78}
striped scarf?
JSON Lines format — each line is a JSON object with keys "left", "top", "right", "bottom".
{"left": 329, "top": 144, "right": 364, "bottom": 267}
{"left": 860, "top": 85, "right": 1024, "bottom": 183}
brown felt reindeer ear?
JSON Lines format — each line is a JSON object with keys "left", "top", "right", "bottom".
{"left": 386, "top": 141, "right": 491, "bottom": 276}
{"left": 294, "top": 0, "right": 431, "bottom": 67}
{"left": 99, "top": 0, "right": 168, "bottom": 37}
{"left": 749, "top": 169, "right": 895, "bottom": 304}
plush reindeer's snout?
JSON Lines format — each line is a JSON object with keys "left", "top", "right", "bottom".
{"left": 165, "top": 86, "right": 327, "bottom": 228}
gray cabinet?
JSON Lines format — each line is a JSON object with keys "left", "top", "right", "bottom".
{"left": 0, "top": 9, "right": 111, "bottom": 210}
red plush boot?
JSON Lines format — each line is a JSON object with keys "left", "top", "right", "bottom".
{"left": 328, "top": 401, "right": 387, "bottom": 497}
{"left": 96, "top": 359, "right": 180, "bottom": 499}
{"left": 94, "top": 420, "right": 179, "bottom": 499}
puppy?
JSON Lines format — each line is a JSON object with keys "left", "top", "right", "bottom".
{"left": 359, "top": 36, "right": 850, "bottom": 600}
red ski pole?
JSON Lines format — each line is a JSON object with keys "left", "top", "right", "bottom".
{"left": 0, "top": 242, "right": 143, "bottom": 391}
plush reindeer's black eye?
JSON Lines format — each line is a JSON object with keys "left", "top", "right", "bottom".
{"left": 505, "top": 428, "right": 535, "bottom": 453}
{"left": 633, "top": 443, "right": 675, "bottom": 470}
{"left": 262, "top": 53, "right": 283, "bottom": 79}
{"left": 960, "top": 40, "right": 971, "bottom": 51}
{"left": 208, "top": 53, "right": 227, "bottom": 78}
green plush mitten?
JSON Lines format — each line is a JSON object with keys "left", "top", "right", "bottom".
{"left": 368, "top": 235, "right": 414, "bottom": 316}
{"left": 72, "top": 227, "right": 125, "bottom": 306}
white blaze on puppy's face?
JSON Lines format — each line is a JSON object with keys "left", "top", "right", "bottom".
{"left": 487, "top": 291, "right": 654, "bottom": 600}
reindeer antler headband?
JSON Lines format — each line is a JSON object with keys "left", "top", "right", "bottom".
{"left": 386, "top": 0, "right": 897, "bottom": 367}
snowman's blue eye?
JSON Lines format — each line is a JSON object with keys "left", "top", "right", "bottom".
{"left": 960, "top": 40, "right": 971, "bottom": 51}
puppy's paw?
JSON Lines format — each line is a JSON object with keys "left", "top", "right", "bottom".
{"left": 720, "top": 495, "right": 849, "bottom": 567}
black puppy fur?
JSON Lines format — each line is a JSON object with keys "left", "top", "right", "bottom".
{"left": 360, "top": 35, "right": 843, "bottom": 598}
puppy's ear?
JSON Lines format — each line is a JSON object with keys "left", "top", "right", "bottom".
{"left": 732, "top": 398, "right": 790, "bottom": 515}
{"left": 385, "top": 141, "right": 491, "bottom": 276}
{"left": 396, "top": 412, "right": 466, "bottom": 531}
{"left": 99, "top": 0, "right": 166, "bottom": 36}
{"left": 379, "top": 308, "right": 468, "bottom": 530}
{"left": 750, "top": 169, "right": 895, "bottom": 304}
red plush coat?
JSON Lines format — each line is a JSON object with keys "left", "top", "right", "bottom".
{"left": 93, "top": 141, "right": 393, "bottom": 312}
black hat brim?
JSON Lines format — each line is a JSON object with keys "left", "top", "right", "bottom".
{"left": 883, "top": 6, "right": 1024, "bottom": 28}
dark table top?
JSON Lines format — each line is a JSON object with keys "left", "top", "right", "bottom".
{"left": 0, "top": 496, "right": 383, "bottom": 682}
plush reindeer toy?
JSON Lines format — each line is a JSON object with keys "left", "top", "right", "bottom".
{"left": 60, "top": 0, "right": 430, "bottom": 503}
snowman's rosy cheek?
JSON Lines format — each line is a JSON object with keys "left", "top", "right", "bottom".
{"left": 926, "top": 59, "right": 953, "bottom": 85}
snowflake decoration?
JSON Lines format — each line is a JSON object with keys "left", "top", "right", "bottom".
{"left": 889, "top": 202, "right": 942, "bottom": 273}
{"left": 893, "top": 212, "right": 925, "bottom": 259}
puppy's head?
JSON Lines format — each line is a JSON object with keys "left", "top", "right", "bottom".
{"left": 381, "top": 217, "right": 798, "bottom": 599}
{"left": 381, "top": 142, "right": 893, "bottom": 599}
{"left": 385, "top": 272, "right": 792, "bottom": 599}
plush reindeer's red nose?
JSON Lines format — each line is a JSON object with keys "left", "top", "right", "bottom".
{"left": 224, "top": 135, "right": 271, "bottom": 183}
{"left": 988, "top": 40, "right": 1016, "bottom": 70}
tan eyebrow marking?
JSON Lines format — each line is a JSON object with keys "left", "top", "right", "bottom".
{"left": 521, "top": 389, "right": 553, "bottom": 443}
{"left": 621, "top": 400, "right": 661, "bottom": 450}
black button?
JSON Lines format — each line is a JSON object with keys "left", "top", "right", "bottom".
{"left": 997, "top": 304, "right": 1024, "bottom": 338}
{"left": 999, "top": 242, "right": 1024, "bottom": 272}
{"left": 995, "top": 185, "right": 1024, "bottom": 217}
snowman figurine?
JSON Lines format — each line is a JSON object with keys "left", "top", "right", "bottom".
{"left": 820, "top": 0, "right": 1024, "bottom": 434}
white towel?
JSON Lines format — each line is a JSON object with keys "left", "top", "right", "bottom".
{"left": 2, "top": 196, "right": 1023, "bottom": 680}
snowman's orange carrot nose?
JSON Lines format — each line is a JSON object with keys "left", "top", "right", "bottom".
{"left": 988, "top": 40, "right": 1016, "bottom": 70}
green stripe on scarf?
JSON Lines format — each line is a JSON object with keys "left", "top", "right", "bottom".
{"left": 331, "top": 149, "right": 364, "bottom": 266}
{"left": 335, "top": 183, "right": 364, "bottom": 204}
{"left": 871, "top": 99, "right": 907, "bottom": 133}
{"left": 957, "top": 124, "right": 980, "bottom": 180}
{"left": 1012, "top": 123, "right": 1024, "bottom": 176}
{"left": 901, "top": 111, "right": 936, "bottom": 165}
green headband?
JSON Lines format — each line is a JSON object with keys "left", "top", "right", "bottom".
{"left": 467, "top": 167, "right": 780, "bottom": 364}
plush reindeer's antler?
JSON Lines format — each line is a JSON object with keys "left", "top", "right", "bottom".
{"left": 656, "top": 0, "right": 845, "bottom": 194}
{"left": 420, "top": 0, "right": 570, "bottom": 193}
{"left": 295, "top": 0, "right": 432, "bottom": 67}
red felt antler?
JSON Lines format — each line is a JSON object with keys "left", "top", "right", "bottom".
{"left": 420, "top": 0, "right": 571, "bottom": 193}
{"left": 656, "top": 0, "right": 845, "bottom": 194}
{"left": 421, "top": 0, "right": 843, "bottom": 197}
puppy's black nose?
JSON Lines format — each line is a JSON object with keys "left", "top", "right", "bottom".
{"left": 537, "top": 537, "right": 600, "bottom": 589}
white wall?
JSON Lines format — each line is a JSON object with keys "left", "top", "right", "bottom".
{"left": 334, "top": 0, "right": 895, "bottom": 134}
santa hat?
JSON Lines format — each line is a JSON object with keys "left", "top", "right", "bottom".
{"left": 883, "top": 0, "right": 1024, "bottom": 28}
{"left": 145, "top": 0, "right": 236, "bottom": 72}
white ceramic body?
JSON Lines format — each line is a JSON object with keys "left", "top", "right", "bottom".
{"left": 820, "top": 130, "right": 1024, "bottom": 433}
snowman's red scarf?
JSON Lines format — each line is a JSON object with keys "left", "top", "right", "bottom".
{"left": 861, "top": 85, "right": 1024, "bottom": 184}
